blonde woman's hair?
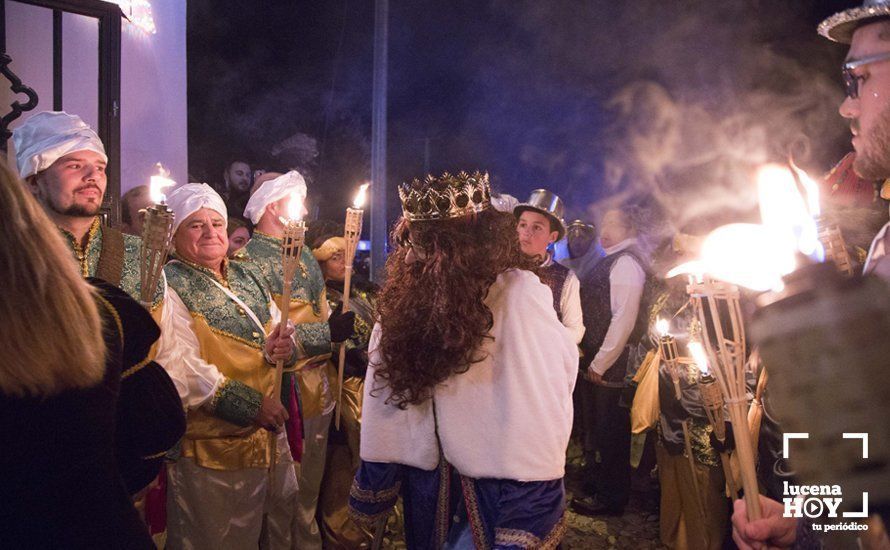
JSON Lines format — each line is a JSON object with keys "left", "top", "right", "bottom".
{"left": 0, "top": 159, "right": 106, "bottom": 397}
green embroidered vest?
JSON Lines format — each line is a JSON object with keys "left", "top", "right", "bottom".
{"left": 164, "top": 258, "right": 272, "bottom": 349}
{"left": 243, "top": 231, "right": 331, "bottom": 358}
{"left": 59, "top": 217, "right": 164, "bottom": 311}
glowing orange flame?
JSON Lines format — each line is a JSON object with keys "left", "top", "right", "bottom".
{"left": 353, "top": 183, "right": 370, "bottom": 209}
{"left": 286, "top": 190, "right": 305, "bottom": 222}
{"left": 149, "top": 163, "right": 175, "bottom": 204}
{"left": 688, "top": 341, "right": 710, "bottom": 376}
{"left": 655, "top": 317, "right": 670, "bottom": 337}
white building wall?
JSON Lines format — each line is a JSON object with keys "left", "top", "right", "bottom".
{"left": 4, "top": 0, "right": 188, "bottom": 194}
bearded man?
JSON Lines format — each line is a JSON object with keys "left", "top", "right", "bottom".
{"left": 731, "top": 3, "right": 890, "bottom": 548}
{"left": 348, "top": 172, "right": 578, "bottom": 548}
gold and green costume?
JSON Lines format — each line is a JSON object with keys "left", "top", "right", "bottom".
{"left": 243, "top": 230, "right": 334, "bottom": 550}
{"left": 163, "top": 258, "right": 288, "bottom": 465}
{"left": 320, "top": 278, "right": 377, "bottom": 549}
{"left": 162, "top": 257, "right": 299, "bottom": 548}
{"left": 60, "top": 216, "right": 164, "bottom": 312}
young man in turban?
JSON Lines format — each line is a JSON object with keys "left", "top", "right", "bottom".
{"left": 242, "top": 170, "right": 356, "bottom": 550}
{"left": 12, "top": 111, "right": 184, "bottom": 497}
{"left": 349, "top": 172, "right": 578, "bottom": 548}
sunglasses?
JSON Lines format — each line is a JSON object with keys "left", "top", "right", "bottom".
{"left": 842, "top": 51, "right": 890, "bottom": 99}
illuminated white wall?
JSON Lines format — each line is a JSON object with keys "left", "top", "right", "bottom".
{"left": 4, "top": 0, "right": 187, "bottom": 194}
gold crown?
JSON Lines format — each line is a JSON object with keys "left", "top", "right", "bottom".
{"left": 399, "top": 171, "right": 491, "bottom": 221}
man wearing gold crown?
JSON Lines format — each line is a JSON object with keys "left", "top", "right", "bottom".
{"left": 514, "top": 190, "right": 585, "bottom": 345}
{"left": 12, "top": 111, "right": 185, "bottom": 500}
{"left": 348, "top": 172, "right": 578, "bottom": 548}
{"left": 731, "top": 3, "right": 890, "bottom": 548}
{"left": 242, "top": 170, "right": 357, "bottom": 550}
{"left": 161, "top": 183, "right": 300, "bottom": 549}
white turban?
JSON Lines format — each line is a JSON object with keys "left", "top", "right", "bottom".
{"left": 12, "top": 111, "right": 107, "bottom": 179}
{"left": 166, "top": 183, "right": 228, "bottom": 233}
{"left": 491, "top": 193, "right": 519, "bottom": 213}
{"left": 243, "top": 170, "right": 307, "bottom": 224}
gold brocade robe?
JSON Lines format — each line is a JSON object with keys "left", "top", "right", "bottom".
{"left": 243, "top": 232, "right": 335, "bottom": 418}
{"left": 164, "top": 258, "right": 286, "bottom": 471}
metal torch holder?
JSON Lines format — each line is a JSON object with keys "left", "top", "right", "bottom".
{"left": 139, "top": 203, "right": 174, "bottom": 308}
{"left": 688, "top": 276, "right": 761, "bottom": 519}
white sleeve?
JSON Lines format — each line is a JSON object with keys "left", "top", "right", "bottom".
{"left": 161, "top": 287, "right": 225, "bottom": 409}
{"left": 559, "top": 271, "right": 585, "bottom": 344}
{"left": 590, "top": 256, "right": 646, "bottom": 376}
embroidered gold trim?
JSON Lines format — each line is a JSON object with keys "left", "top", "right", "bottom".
{"left": 494, "top": 527, "right": 542, "bottom": 548}
{"left": 492, "top": 512, "right": 567, "bottom": 549}
{"left": 121, "top": 356, "right": 152, "bottom": 380}
{"left": 95, "top": 293, "right": 124, "bottom": 348}
{"left": 208, "top": 378, "right": 231, "bottom": 413}
{"left": 435, "top": 460, "right": 452, "bottom": 548}
{"left": 349, "top": 478, "right": 402, "bottom": 504}
{"left": 539, "top": 511, "right": 568, "bottom": 550}
{"left": 61, "top": 217, "right": 102, "bottom": 277}
{"left": 142, "top": 450, "right": 168, "bottom": 460}
{"left": 347, "top": 506, "right": 393, "bottom": 529}
{"left": 176, "top": 256, "right": 230, "bottom": 288}
{"left": 461, "top": 475, "right": 490, "bottom": 550}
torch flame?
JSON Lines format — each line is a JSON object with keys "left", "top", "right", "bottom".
{"left": 149, "top": 163, "right": 175, "bottom": 204}
{"left": 666, "top": 163, "right": 824, "bottom": 291}
{"left": 757, "top": 163, "right": 823, "bottom": 263}
{"left": 655, "top": 317, "right": 670, "bottom": 337}
{"left": 353, "top": 183, "right": 370, "bottom": 209}
{"left": 666, "top": 223, "right": 794, "bottom": 291}
{"left": 286, "top": 190, "right": 306, "bottom": 222}
{"left": 688, "top": 341, "right": 710, "bottom": 376}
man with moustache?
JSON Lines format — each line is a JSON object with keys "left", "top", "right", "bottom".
{"left": 222, "top": 159, "right": 252, "bottom": 215}
{"left": 13, "top": 111, "right": 185, "bottom": 495}
{"left": 731, "top": 3, "right": 890, "bottom": 548}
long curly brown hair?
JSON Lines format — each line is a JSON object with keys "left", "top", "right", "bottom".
{"left": 374, "top": 207, "right": 537, "bottom": 408}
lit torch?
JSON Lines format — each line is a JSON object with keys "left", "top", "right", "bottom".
{"left": 691, "top": 340, "right": 739, "bottom": 501}
{"left": 335, "top": 183, "right": 369, "bottom": 429}
{"left": 269, "top": 190, "right": 307, "bottom": 479}
{"left": 139, "top": 163, "right": 175, "bottom": 308}
{"left": 656, "top": 317, "right": 682, "bottom": 400}
{"left": 786, "top": 161, "right": 855, "bottom": 277}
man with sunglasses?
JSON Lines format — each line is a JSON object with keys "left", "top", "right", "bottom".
{"left": 731, "top": 3, "right": 890, "bottom": 549}
{"left": 833, "top": 1, "right": 890, "bottom": 280}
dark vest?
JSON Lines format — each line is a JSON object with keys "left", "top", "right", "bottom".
{"left": 538, "top": 260, "right": 570, "bottom": 321}
{"left": 579, "top": 248, "right": 649, "bottom": 385}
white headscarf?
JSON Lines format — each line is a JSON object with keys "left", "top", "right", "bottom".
{"left": 166, "top": 183, "right": 228, "bottom": 232}
{"left": 12, "top": 111, "right": 107, "bottom": 179}
{"left": 243, "top": 170, "right": 307, "bottom": 224}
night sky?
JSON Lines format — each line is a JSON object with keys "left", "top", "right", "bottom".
{"left": 187, "top": 0, "right": 857, "bottom": 232}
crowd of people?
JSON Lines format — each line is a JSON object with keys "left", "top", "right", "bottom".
{"left": 2, "top": 2, "right": 890, "bottom": 549}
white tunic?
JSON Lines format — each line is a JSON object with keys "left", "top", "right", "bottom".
{"left": 360, "top": 268, "right": 578, "bottom": 482}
